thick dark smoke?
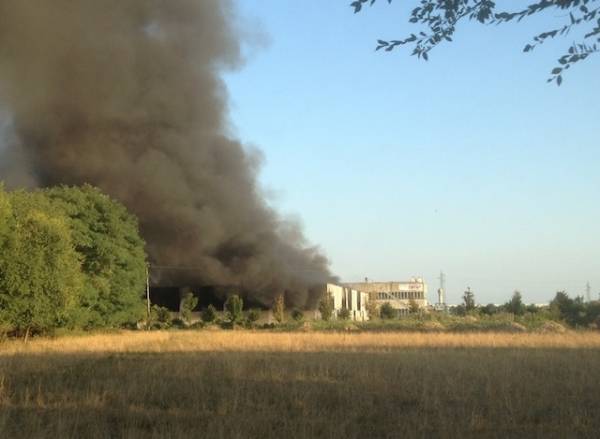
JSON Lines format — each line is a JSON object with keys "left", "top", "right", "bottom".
{"left": 0, "top": 0, "right": 334, "bottom": 307}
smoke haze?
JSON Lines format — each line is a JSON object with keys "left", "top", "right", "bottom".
{"left": 0, "top": 0, "right": 333, "bottom": 307}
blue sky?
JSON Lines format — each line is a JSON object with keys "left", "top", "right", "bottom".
{"left": 223, "top": 1, "right": 600, "bottom": 304}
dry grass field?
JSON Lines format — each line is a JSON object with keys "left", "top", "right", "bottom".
{"left": 1, "top": 331, "right": 600, "bottom": 438}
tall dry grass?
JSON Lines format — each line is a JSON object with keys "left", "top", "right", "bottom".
{"left": 1, "top": 330, "right": 600, "bottom": 438}
{"left": 3, "top": 330, "right": 600, "bottom": 355}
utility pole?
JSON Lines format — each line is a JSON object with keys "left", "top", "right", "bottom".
{"left": 146, "top": 264, "right": 151, "bottom": 324}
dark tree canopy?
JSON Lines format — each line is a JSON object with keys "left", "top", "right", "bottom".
{"left": 44, "top": 185, "right": 147, "bottom": 328}
{"left": 352, "top": 0, "right": 600, "bottom": 85}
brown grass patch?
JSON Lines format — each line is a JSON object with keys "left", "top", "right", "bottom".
{"left": 1, "top": 331, "right": 599, "bottom": 438}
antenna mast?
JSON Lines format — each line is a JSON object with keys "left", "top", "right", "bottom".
{"left": 436, "top": 271, "right": 447, "bottom": 311}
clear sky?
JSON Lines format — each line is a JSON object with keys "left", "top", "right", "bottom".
{"left": 223, "top": 1, "right": 600, "bottom": 305}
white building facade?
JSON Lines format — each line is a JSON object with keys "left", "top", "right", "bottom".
{"left": 323, "top": 283, "right": 370, "bottom": 321}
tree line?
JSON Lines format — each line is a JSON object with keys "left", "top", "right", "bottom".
{"left": 453, "top": 288, "right": 600, "bottom": 328}
{"left": 0, "top": 184, "right": 147, "bottom": 339}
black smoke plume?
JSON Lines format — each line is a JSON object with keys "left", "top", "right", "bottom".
{"left": 0, "top": 0, "right": 334, "bottom": 307}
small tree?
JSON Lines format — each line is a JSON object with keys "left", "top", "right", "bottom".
{"left": 291, "top": 309, "right": 304, "bottom": 322}
{"left": 180, "top": 292, "right": 198, "bottom": 326}
{"left": 380, "top": 302, "right": 396, "bottom": 320}
{"left": 408, "top": 299, "right": 420, "bottom": 314}
{"left": 366, "top": 300, "right": 379, "bottom": 319}
{"left": 338, "top": 308, "right": 351, "bottom": 320}
{"left": 505, "top": 290, "right": 526, "bottom": 316}
{"left": 224, "top": 294, "right": 244, "bottom": 324}
{"left": 318, "top": 291, "right": 334, "bottom": 321}
{"left": 463, "top": 287, "right": 476, "bottom": 312}
{"left": 272, "top": 294, "right": 285, "bottom": 324}
{"left": 201, "top": 304, "right": 217, "bottom": 324}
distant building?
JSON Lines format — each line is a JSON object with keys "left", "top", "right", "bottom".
{"left": 344, "top": 278, "right": 428, "bottom": 316}
{"left": 320, "top": 283, "right": 370, "bottom": 321}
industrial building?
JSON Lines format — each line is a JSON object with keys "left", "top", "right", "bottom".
{"left": 322, "top": 283, "right": 370, "bottom": 321}
{"left": 344, "top": 278, "right": 428, "bottom": 316}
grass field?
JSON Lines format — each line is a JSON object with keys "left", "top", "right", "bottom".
{"left": 1, "top": 331, "right": 600, "bottom": 438}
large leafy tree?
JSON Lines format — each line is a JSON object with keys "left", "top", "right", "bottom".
{"left": 352, "top": 0, "right": 600, "bottom": 84}
{"left": 44, "top": 185, "right": 147, "bottom": 328}
{"left": 0, "top": 188, "right": 83, "bottom": 338}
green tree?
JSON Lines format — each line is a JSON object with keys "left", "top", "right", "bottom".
{"left": 272, "top": 293, "right": 285, "bottom": 323}
{"left": 0, "top": 190, "right": 84, "bottom": 338}
{"left": 352, "top": 0, "right": 600, "bottom": 85}
{"left": 201, "top": 304, "right": 217, "bottom": 324}
{"left": 505, "top": 290, "right": 526, "bottom": 316}
{"left": 44, "top": 185, "right": 147, "bottom": 328}
{"left": 463, "top": 287, "right": 476, "bottom": 312}
{"left": 380, "top": 302, "right": 396, "bottom": 319}
{"left": 318, "top": 291, "right": 335, "bottom": 321}
{"left": 180, "top": 292, "right": 198, "bottom": 326}
{"left": 224, "top": 294, "right": 244, "bottom": 324}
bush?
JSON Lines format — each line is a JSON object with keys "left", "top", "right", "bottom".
{"left": 201, "top": 305, "right": 217, "bottom": 324}
{"left": 224, "top": 294, "right": 244, "bottom": 324}
{"left": 537, "top": 321, "right": 567, "bottom": 333}
{"left": 150, "top": 305, "right": 171, "bottom": 329}
{"left": 291, "top": 309, "right": 304, "bottom": 322}
{"left": 171, "top": 318, "right": 186, "bottom": 329}
{"left": 380, "top": 303, "right": 396, "bottom": 320}
{"left": 247, "top": 308, "right": 261, "bottom": 326}
{"left": 338, "top": 308, "right": 351, "bottom": 320}
{"left": 189, "top": 321, "right": 204, "bottom": 330}
{"left": 366, "top": 301, "right": 379, "bottom": 319}
{"left": 480, "top": 303, "right": 499, "bottom": 316}
{"left": 408, "top": 299, "right": 420, "bottom": 314}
